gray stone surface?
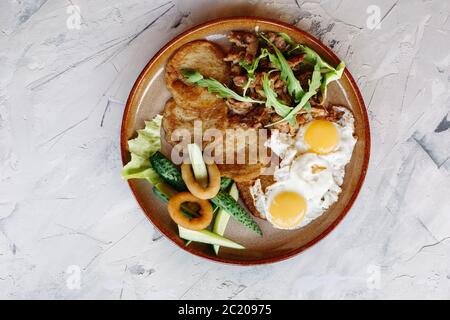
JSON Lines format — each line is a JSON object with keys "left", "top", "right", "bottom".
{"left": 0, "top": 0, "right": 449, "bottom": 299}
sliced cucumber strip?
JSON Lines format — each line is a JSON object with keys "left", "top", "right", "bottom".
{"left": 178, "top": 226, "right": 244, "bottom": 250}
{"left": 213, "top": 183, "right": 239, "bottom": 255}
{"left": 187, "top": 143, "right": 208, "bottom": 187}
{"left": 211, "top": 190, "right": 262, "bottom": 236}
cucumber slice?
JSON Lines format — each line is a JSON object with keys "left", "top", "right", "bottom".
{"left": 213, "top": 183, "right": 239, "bottom": 255}
{"left": 187, "top": 143, "right": 208, "bottom": 187}
{"left": 155, "top": 182, "right": 177, "bottom": 198}
{"left": 211, "top": 191, "right": 262, "bottom": 236}
{"left": 150, "top": 152, "right": 186, "bottom": 191}
{"left": 178, "top": 226, "right": 244, "bottom": 249}
{"left": 220, "top": 177, "right": 233, "bottom": 191}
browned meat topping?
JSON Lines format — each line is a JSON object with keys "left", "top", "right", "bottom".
{"left": 268, "top": 105, "right": 345, "bottom": 136}
{"left": 232, "top": 75, "right": 248, "bottom": 87}
{"left": 266, "top": 32, "right": 289, "bottom": 51}
{"left": 287, "top": 53, "right": 305, "bottom": 69}
{"left": 276, "top": 90, "right": 292, "bottom": 105}
{"left": 324, "top": 107, "right": 344, "bottom": 122}
{"left": 297, "top": 71, "right": 312, "bottom": 89}
{"left": 228, "top": 31, "right": 259, "bottom": 57}
{"left": 228, "top": 106, "right": 270, "bottom": 129}
{"left": 224, "top": 46, "right": 246, "bottom": 64}
{"left": 226, "top": 99, "right": 254, "bottom": 115}
{"left": 230, "top": 64, "right": 242, "bottom": 76}
{"left": 269, "top": 114, "right": 290, "bottom": 133}
{"left": 269, "top": 113, "right": 307, "bottom": 136}
{"left": 269, "top": 71, "right": 284, "bottom": 89}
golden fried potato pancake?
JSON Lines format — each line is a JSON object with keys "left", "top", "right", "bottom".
{"left": 162, "top": 98, "right": 228, "bottom": 147}
{"left": 162, "top": 98, "right": 268, "bottom": 182}
{"left": 217, "top": 162, "right": 266, "bottom": 183}
{"left": 236, "top": 175, "right": 275, "bottom": 219}
{"left": 165, "top": 40, "right": 230, "bottom": 109}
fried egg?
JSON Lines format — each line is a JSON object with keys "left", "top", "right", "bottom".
{"left": 250, "top": 107, "right": 357, "bottom": 230}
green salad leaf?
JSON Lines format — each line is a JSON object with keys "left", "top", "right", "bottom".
{"left": 277, "top": 32, "right": 302, "bottom": 54}
{"left": 121, "top": 115, "right": 163, "bottom": 185}
{"left": 320, "top": 61, "right": 345, "bottom": 101}
{"left": 262, "top": 71, "right": 292, "bottom": 117}
{"left": 240, "top": 50, "right": 268, "bottom": 74}
{"left": 260, "top": 33, "right": 304, "bottom": 101}
{"left": 277, "top": 32, "right": 336, "bottom": 70}
{"left": 276, "top": 32, "right": 346, "bottom": 103}
{"left": 239, "top": 49, "right": 269, "bottom": 95}
{"left": 182, "top": 70, "right": 264, "bottom": 104}
{"left": 301, "top": 46, "right": 336, "bottom": 72}
{"left": 268, "top": 60, "right": 322, "bottom": 126}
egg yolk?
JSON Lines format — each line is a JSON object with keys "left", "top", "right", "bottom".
{"left": 269, "top": 191, "right": 307, "bottom": 228}
{"left": 304, "top": 119, "right": 339, "bottom": 154}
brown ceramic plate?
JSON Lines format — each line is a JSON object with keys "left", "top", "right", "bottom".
{"left": 121, "top": 17, "right": 370, "bottom": 265}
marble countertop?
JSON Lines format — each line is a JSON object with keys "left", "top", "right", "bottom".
{"left": 1, "top": 0, "right": 449, "bottom": 299}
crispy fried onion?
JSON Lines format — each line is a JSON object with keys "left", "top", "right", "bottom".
{"left": 167, "top": 192, "right": 213, "bottom": 230}
{"left": 181, "top": 163, "right": 221, "bottom": 199}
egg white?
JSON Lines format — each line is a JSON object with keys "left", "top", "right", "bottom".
{"left": 251, "top": 107, "right": 357, "bottom": 229}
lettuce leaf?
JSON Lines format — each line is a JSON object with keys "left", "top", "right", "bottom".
{"left": 121, "top": 115, "right": 163, "bottom": 185}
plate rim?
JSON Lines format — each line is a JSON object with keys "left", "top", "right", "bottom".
{"left": 120, "top": 16, "right": 371, "bottom": 266}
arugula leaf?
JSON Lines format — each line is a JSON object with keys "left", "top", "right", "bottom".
{"left": 277, "top": 32, "right": 345, "bottom": 102}
{"left": 265, "top": 49, "right": 281, "bottom": 70}
{"left": 268, "top": 60, "right": 322, "bottom": 126}
{"left": 241, "top": 78, "right": 252, "bottom": 97}
{"left": 302, "top": 47, "right": 345, "bottom": 101}
{"left": 182, "top": 70, "right": 263, "bottom": 104}
{"left": 277, "top": 32, "right": 302, "bottom": 54}
{"left": 240, "top": 49, "right": 269, "bottom": 74}
{"left": 262, "top": 71, "right": 292, "bottom": 117}
{"left": 277, "top": 32, "right": 295, "bottom": 46}
{"left": 320, "top": 61, "right": 345, "bottom": 101}
{"left": 277, "top": 32, "right": 340, "bottom": 70}
{"left": 239, "top": 49, "right": 269, "bottom": 95}
{"left": 122, "top": 115, "right": 163, "bottom": 185}
{"left": 301, "top": 46, "right": 336, "bottom": 72}
{"left": 259, "top": 33, "right": 304, "bottom": 101}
